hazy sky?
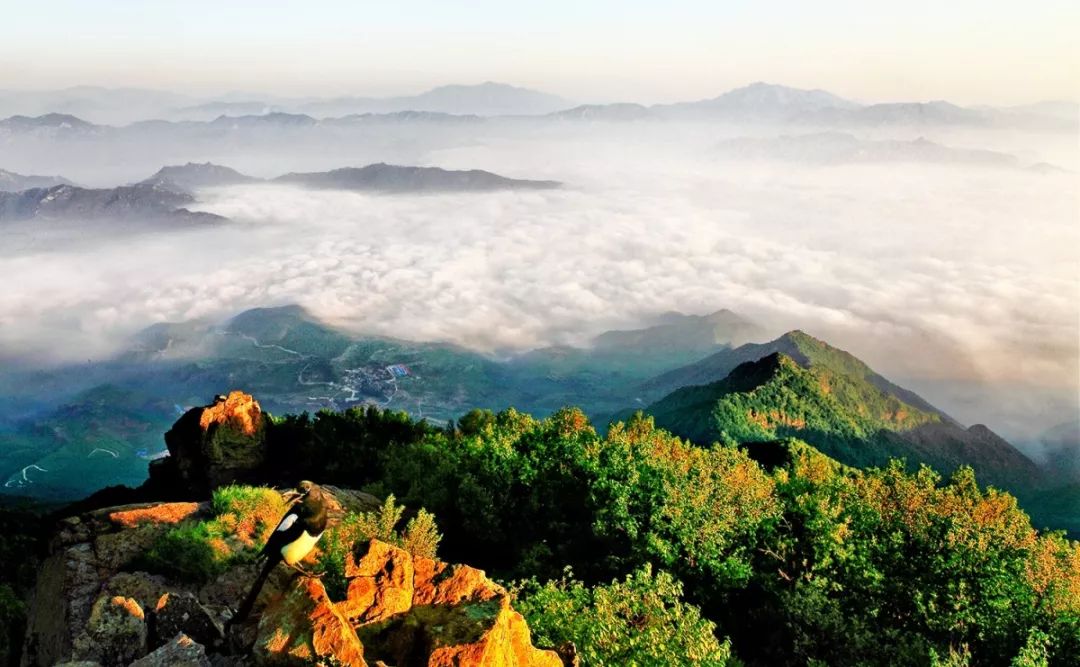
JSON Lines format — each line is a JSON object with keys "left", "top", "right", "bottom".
{"left": 4, "top": 1, "right": 1077, "bottom": 104}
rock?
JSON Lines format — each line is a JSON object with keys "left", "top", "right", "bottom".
{"left": 320, "top": 486, "right": 383, "bottom": 519}
{"left": 359, "top": 597, "right": 562, "bottom": 667}
{"left": 54, "top": 661, "right": 103, "bottom": 667}
{"left": 93, "top": 524, "right": 167, "bottom": 571}
{"left": 72, "top": 595, "right": 148, "bottom": 666}
{"left": 130, "top": 633, "right": 211, "bottom": 667}
{"left": 412, "top": 560, "right": 501, "bottom": 607}
{"left": 340, "top": 540, "right": 414, "bottom": 623}
{"left": 254, "top": 577, "right": 366, "bottom": 666}
{"left": 102, "top": 572, "right": 169, "bottom": 615}
{"left": 152, "top": 592, "right": 223, "bottom": 648}
{"left": 108, "top": 502, "right": 203, "bottom": 529}
{"left": 158, "top": 392, "right": 271, "bottom": 496}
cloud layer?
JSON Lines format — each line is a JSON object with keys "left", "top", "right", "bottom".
{"left": 0, "top": 126, "right": 1075, "bottom": 440}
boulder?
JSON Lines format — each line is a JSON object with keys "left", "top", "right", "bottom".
{"left": 254, "top": 577, "right": 366, "bottom": 666}
{"left": 71, "top": 595, "right": 148, "bottom": 665}
{"left": 152, "top": 592, "right": 223, "bottom": 648}
{"left": 156, "top": 392, "right": 270, "bottom": 496}
{"left": 130, "top": 633, "right": 211, "bottom": 667}
{"left": 340, "top": 540, "right": 414, "bottom": 623}
{"left": 102, "top": 572, "right": 169, "bottom": 616}
{"left": 412, "top": 560, "right": 501, "bottom": 607}
{"left": 358, "top": 597, "right": 562, "bottom": 667}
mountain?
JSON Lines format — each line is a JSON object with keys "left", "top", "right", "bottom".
{"left": 0, "top": 86, "right": 193, "bottom": 124}
{"left": 0, "top": 168, "right": 72, "bottom": 192}
{"left": 714, "top": 132, "right": 1022, "bottom": 167}
{"left": 273, "top": 163, "right": 561, "bottom": 192}
{"left": 0, "top": 113, "right": 100, "bottom": 136}
{"left": 546, "top": 103, "right": 655, "bottom": 121}
{"left": 592, "top": 309, "right": 763, "bottom": 353}
{"left": 208, "top": 112, "right": 318, "bottom": 129}
{"left": 657, "top": 82, "right": 860, "bottom": 120}
{"left": 138, "top": 162, "right": 258, "bottom": 193}
{"left": 639, "top": 332, "right": 1041, "bottom": 489}
{"left": 326, "top": 110, "right": 485, "bottom": 124}
{"left": 0, "top": 183, "right": 224, "bottom": 225}
{"left": 299, "top": 82, "right": 572, "bottom": 117}
{"left": 853, "top": 100, "right": 986, "bottom": 125}
{"left": 642, "top": 330, "right": 947, "bottom": 416}
{"left": 170, "top": 100, "right": 282, "bottom": 121}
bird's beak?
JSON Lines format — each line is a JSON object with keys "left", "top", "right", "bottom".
{"left": 282, "top": 490, "right": 302, "bottom": 503}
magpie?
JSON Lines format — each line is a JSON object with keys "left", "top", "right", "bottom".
{"left": 229, "top": 480, "right": 329, "bottom": 627}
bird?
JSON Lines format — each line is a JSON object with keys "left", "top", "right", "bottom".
{"left": 229, "top": 480, "right": 329, "bottom": 628}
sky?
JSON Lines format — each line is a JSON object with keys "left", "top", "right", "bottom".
{"left": 3, "top": 0, "right": 1077, "bottom": 105}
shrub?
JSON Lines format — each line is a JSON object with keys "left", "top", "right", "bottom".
{"left": 514, "top": 565, "right": 733, "bottom": 666}
{"left": 315, "top": 495, "right": 442, "bottom": 599}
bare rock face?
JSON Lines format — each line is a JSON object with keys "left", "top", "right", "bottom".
{"left": 341, "top": 540, "right": 415, "bottom": 623}
{"left": 254, "top": 577, "right": 367, "bottom": 667}
{"left": 154, "top": 392, "right": 270, "bottom": 496}
{"left": 130, "top": 633, "right": 211, "bottom": 667}
{"left": 254, "top": 538, "right": 563, "bottom": 667}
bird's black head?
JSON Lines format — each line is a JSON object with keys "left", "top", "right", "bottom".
{"left": 283, "top": 480, "right": 321, "bottom": 503}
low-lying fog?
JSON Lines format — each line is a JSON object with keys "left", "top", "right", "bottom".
{"left": 0, "top": 122, "right": 1076, "bottom": 443}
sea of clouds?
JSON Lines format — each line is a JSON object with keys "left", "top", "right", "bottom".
{"left": 0, "top": 123, "right": 1075, "bottom": 440}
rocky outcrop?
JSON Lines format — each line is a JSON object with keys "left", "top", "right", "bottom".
{"left": 254, "top": 577, "right": 367, "bottom": 666}
{"left": 23, "top": 493, "right": 564, "bottom": 667}
{"left": 150, "top": 392, "right": 271, "bottom": 496}
{"left": 130, "top": 634, "right": 211, "bottom": 667}
{"left": 256, "top": 539, "right": 562, "bottom": 667}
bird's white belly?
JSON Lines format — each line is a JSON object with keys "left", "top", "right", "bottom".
{"left": 281, "top": 530, "right": 322, "bottom": 565}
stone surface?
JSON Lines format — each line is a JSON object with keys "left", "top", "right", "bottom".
{"left": 102, "top": 572, "right": 169, "bottom": 616}
{"left": 108, "top": 502, "right": 202, "bottom": 529}
{"left": 159, "top": 391, "right": 270, "bottom": 495}
{"left": 153, "top": 592, "right": 224, "bottom": 648}
{"left": 412, "top": 561, "right": 502, "bottom": 607}
{"left": 71, "top": 595, "right": 148, "bottom": 665}
{"left": 340, "top": 540, "right": 414, "bottom": 623}
{"left": 130, "top": 633, "right": 211, "bottom": 667}
{"left": 254, "top": 577, "right": 367, "bottom": 666}
{"left": 359, "top": 596, "right": 562, "bottom": 667}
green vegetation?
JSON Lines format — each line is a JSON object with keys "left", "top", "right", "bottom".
{"left": 315, "top": 494, "right": 442, "bottom": 599}
{"left": 514, "top": 565, "right": 732, "bottom": 666}
{"left": 650, "top": 352, "right": 938, "bottom": 453}
{"left": 263, "top": 404, "right": 1079, "bottom": 666}
{"left": 138, "top": 485, "right": 284, "bottom": 582}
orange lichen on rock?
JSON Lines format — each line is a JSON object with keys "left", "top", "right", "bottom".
{"left": 255, "top": 576, "right": 367, "bottom": 666}
{"left": 340, "top": 540, "right": 414, "bottom": 623}
{"left": 111, "top": 595, "right": 145, "bottom": 620}
{"left": 109, "top": 502, "right": 202, "bottom": 528}
{"left": 413, "top": 562, "right": 502, "bottom": 607}
{"left": 198, "top": 391, "right": 263, "bottom": 436}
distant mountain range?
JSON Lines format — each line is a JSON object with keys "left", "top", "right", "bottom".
{"left": 273, "top": 164, "right": 560, "bottom": 192}
{"left": 713, "top": 132, "right": 1028, "bottom": 168}
{"left": 1, "top": 82, "right": 1074, "bottom": 130}
{"left": 0, "top": 162, "right": 561, "bottom": 226}
{"left": 0, "top": 168, "right": 72, "bottom": 192}
{"left": 0, "top": 182, "right": 223, "bottom": 225}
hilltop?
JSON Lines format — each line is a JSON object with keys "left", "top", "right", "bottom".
{"left": 639, "top": 331, "right": 1041, "bottom": 489}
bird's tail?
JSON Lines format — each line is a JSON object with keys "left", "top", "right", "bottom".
{"left": 228, "top": 555, "right": 276, "bottom": 630}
